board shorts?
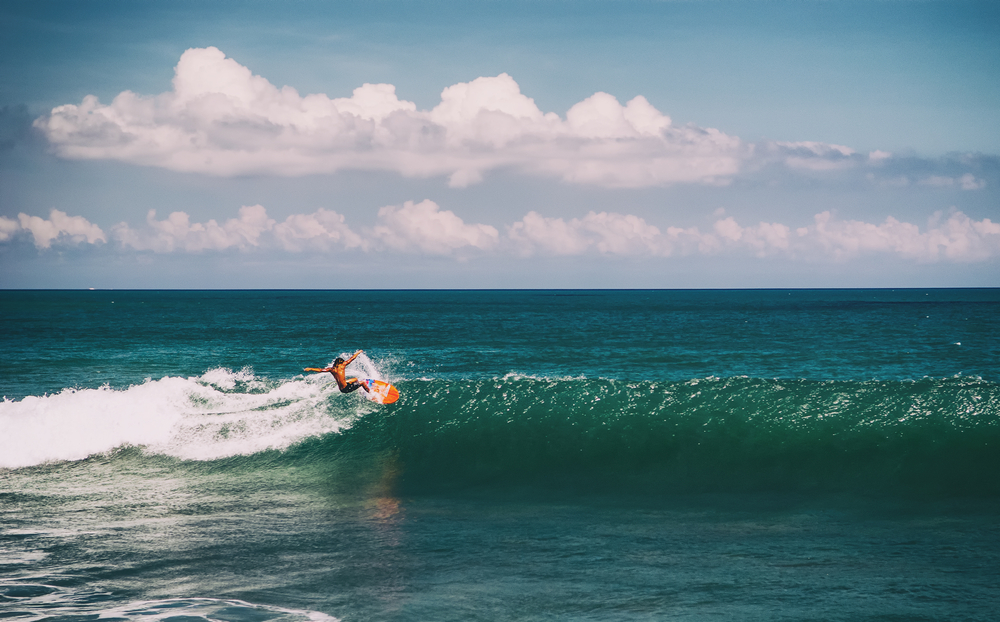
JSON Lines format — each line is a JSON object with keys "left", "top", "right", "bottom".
{"left": 341, "top": 380, "right": 365, "bottom": 394}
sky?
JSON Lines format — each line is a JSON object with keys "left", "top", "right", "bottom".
{"left": 1, "top": 0, "right": 998, "bottom": 289}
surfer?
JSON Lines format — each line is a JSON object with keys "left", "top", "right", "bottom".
{"left": 310, "top": 350, "right": 370, "bottom": 394}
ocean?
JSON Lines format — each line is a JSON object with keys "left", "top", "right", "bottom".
{"left": 2, "top": 289, "right": 999, "bottom": 621}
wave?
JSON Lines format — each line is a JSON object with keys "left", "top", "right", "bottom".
{"left": 4, "top": 371, "right": 999, "bottom": 498}
{"left": 324, "top": 375, "right": 1000, "bottom": 498}
{"left": 0, "top": 367, "right": 375, "bottom": 469}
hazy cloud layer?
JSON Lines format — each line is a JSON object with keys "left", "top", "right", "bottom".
{"left": 507, "top": 210, "right": 1000, "bottom": 262}
{"left": 5, "top": 204, "right": 998, "bottom": 264}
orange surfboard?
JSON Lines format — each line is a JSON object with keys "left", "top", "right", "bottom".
{"left": 303, "top": 368, "right": 399, "bottom": 404}
{"left": 361, "top": 378, "right": 400, "bottom": 404}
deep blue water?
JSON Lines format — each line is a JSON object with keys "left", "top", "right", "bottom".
{"left": 2, "top": 289, "right": 999, "bottom": 621}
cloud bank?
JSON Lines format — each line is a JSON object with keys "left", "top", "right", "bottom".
{"left": 5, "top": 204, "right": 998, "bottom": 264}
{"left": 0, "top": 210, "right": 106, "bottom": 248}
{"left": 32, "top": 47, "right": 994, "bottom": 190}
{"left": 33, "top": 46, "right": 749, "bottom": 187}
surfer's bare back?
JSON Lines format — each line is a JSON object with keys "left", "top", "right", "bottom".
{"left": 305, "top": 350, "right": 370, "bottom": 393}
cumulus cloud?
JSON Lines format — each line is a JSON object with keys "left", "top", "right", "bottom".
{"left": 30, "top": 47, "right": 997, "bottom": 191}
{"left": 506, "top": 212, "right": 797, "bottom": 259}
{"left": 868, "top": 150, "right": 892, "bottom": 163}
{"left": 507, "top": 209, "right": 999, "bottom": 262}
{"left": 34, "top": 46, "right": 747, "bottom": 188}
{"left": 0, "top": 216, "right": 19, "bottom": 242}
{"left": 807, "top": 210, "right": 1000, "bottom": 262}
{"left": 508, "top": 211, "right": 665, "bottom": 256}
{"left": 113, "top": 204, "right": 275, "bottom": 252}
{"left": 71, "top": 200, "right": 494, "bottom": 257}
{"left": 0, "top": 210, "right": 106, "bottom": 248}
{"left": 713, "top": 217, "right": 792, "bottom": 256}
{"left": 273, "top": 209, "right": 365, "bottom": 252}
{"left": 372, "top": 200, "right": 499, "bottom": 255}
{"left": 4, "top": 204, "right": 998, "bottom": 263}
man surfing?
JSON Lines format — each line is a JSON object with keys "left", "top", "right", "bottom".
{"left": 305, "top": 349, "right": 370, "bottom": 394}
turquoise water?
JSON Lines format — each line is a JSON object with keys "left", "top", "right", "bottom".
{"left": 2, "top": 290, "right": 999, "bottom": 621}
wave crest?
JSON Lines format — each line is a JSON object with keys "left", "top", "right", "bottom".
{"left": 334, "top": 375, "right": 1000, "bottom": 497}
{"left": 0, "top": 368, "right": 370, "bottom": 469}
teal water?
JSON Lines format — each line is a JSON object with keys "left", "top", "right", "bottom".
{"left": 2, "top": 290, "right": 999, "bottom": 621}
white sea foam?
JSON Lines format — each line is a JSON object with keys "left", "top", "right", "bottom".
{"left": 0, "top": 587, "right": 340, "bottom": 622}
{"left": 199, "top": 365, "right": 258, "bottom": 389}
{"left": 98, "top": 598, "right": 340, "bottom": 622}
{"left": 347, "top": 351, "right": 383, "bottom": 381}
{"left": 0, "top": 369, "right": 370, "bottom": 469}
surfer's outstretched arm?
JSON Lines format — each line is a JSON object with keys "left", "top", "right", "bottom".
{"left": 344, "top": 349, "right": 363, "bottom": 365}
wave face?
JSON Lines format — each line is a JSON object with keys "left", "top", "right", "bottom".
{"left": 329, "top": 375, "right": 1000, "bottom": 498}
{"left": 4, "top": 370, "right": 999, "bottom": 498}
{"left": 4, "top": 370, "right": 998, "bottom": 498}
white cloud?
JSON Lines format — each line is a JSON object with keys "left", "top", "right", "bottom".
{"left": 34, "top": 46, "right": 746, "bottom": 188}
{"left": 713, "top": 217, "right": 792, "bottom": 257}
{"left": 372, "top": 200, "right": 499, "bottom": 255}
{"left": 805, "top": 210, "right": 1000, "bottom": 262}
{"left": 506, "top": 209, "right": 999, "bottom": 263}
{"left": 918, "top": 174, "right": 986, "bottom": 190}
{"left": 7, "top": 209, "right": 107, "bottom": 248}
{"left": 113, "top": 204, "right": 275, "bottom": 252}
{"left": 0, "top": 216, "right": 19, "bottom": 242}
{"left": 770, "top": 141, "right": 859, "bottom": 171}
{"left": 273, "top": 209, "right": 364, "bottom": 252}
{"left": 508, "top": 211, "right": 665, "bottom": 256}
{"left": 5, "top": 204, "right": 997, "bottom": 264}
{"left": 960, "top": 174, "right": 986, "bottom": 190}
{"left": 507, "top": 212, "right": 795, "bottom": 259}
{"left": 868, "top": 150, "right": 892, "bottom": 163}
{"left": 30, "top": 47, "right": 995, "bottom": 192}
{"left": 507, "top": 212, "right": 593, "bottom": 256}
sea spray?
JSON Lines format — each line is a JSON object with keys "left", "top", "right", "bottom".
{"left": 351, "top": 351, "right": 383, "bottom": 381}
{"left": 0, "top": 368, "right": 366, "bottom": 468}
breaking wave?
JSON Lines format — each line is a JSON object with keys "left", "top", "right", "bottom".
{"left": 4, "top": 370, "right": 998, "bottom": 498}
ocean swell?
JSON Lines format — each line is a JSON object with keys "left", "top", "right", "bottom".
{"left": 4, "top": 371, "right": 998, "bottom": 498}
{"left": 332, "top": 375, "right": 1000, "bottom": 497}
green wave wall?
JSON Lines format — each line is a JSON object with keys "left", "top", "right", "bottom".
{"left": 289, "top": 375, "right": 1000, "bottom": 498}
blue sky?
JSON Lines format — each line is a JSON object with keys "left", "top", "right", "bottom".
{"left": 1, "top": 0, "right": 998, "bottom": 288}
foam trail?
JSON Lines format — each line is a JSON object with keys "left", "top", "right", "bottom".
{"left": 0, "top": 587, "right": 340, "bottom": 622}
{"left": 0, "top": 369, "right": 364, "bottom": 469}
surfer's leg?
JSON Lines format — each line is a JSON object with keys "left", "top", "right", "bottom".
{"left": 341, "top": 379, "right": 369, "bottom": 393}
